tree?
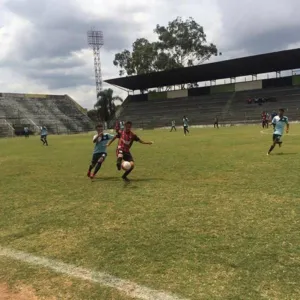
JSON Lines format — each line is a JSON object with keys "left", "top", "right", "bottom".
{"left": 87, "top": 109, "right": 101, "bottom": 123}
{"left": 154, "top": 17, "right": 218, "bottom": 67}
{"left": 94, "top": 88, "right": 123, "bottom": 123}
{"left": 113, "top": 17, "right": 218, "bottom": 76}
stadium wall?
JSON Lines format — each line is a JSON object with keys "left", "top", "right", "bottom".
{"left": 188, "top": 87, "right": 210, "bottom": 97}
{"left": 167, "top": 90, "right": 188, "bottom": 99}
{"left": 235, "top": 80, "right": 262, "bottom": 92}
{"left": 129, "top": 94, "right": 148, "bottom": 102}
{"left": 262, "top": 76, "right": 293, "bottom": 89}
{"left": 148, "top": 92, "right": 167, "bottom": 100}
{"left": 210, "top": 83, "right": 235, "bottom": 94}
{"left": 292, "top": 75, "right": 300, "bottom": 86}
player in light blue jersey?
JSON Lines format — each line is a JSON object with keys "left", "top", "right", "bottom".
{"left": 267, "top": 108, "right": 289, "bottom": 155}
{"left": 40, "top": 126, "right": 48, "bottom": 146}
{"left": 87, "top": 124, "right": 115, "bottom": 179}
{"left": 183, "top": 116, "right": 189, "bottom": 135}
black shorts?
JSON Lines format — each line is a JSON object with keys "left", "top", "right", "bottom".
{"left": 91, "top": 152, "right": 107, "bottom": 164}
{"left": 117, "top": 149, "right": 134, "bottom": 162}
{"left": 41, "top": 135, "right": 47, "bottom": 139}
{"left": 273, "top": 134, "right": 282, "bottom": 142}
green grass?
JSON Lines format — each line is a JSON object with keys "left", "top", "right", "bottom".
{"left": 1, "top": 126, "right": 300, "bottom": 299}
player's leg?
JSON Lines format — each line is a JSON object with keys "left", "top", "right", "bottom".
{"left": 87, "top": 154, "right": 98, "bottom": 177}
{"left": 121, "top": 153, "right": 134, "bottom": 182}
{"left": 44, "top": 135, "right": 48, "bottom": 146}
{"left": 116, "top": 148, "right": 123, "bottom": 170}
{"left": 183, "top": 126, "right": 186, "bottom": 135}
{"left": 186, "top": 126, "right": 190, "bottom": 133}
{"left": 267, "top": 135, "right": 279, "bottom": 155}
{"left": 91, "top": 153, "right": 106, "bottom": 179}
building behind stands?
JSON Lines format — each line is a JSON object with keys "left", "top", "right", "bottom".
{"left": 0, "top": 93, "right": 94, "bottom": 137}
{"left": 106, "top": 48, "right": 300, "bottom": 128}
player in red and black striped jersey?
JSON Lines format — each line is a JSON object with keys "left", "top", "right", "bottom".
{"left": 107, "top": 121, "right": 153, "bottom": 182}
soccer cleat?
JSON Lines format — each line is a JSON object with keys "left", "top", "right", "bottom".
{"left": 87, "top": 171, "right": 91, "bottom": 177}
{"left": 90, "top": 174, "right": 95, "bottom": 179}
{"left": 122, "top": 175, "right": 130, "bottom": 182}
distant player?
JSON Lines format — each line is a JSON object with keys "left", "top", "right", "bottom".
{"left": 214, "top": 116, "right": 219, "bottom": 128}
{"left": 115, "top": 120, "right": 120, "bottom": 133}
{"left": 107, "top": 121, "right": 153, "bottom": 182}
{"left": 120, "top": 120, "right": 125, "bottom": 131}
{"left": 183, "top": 116, "right": 189, "bottom": 136}
{"left": 40, "top": 126, "right": 48, "bottom": 146}
{"left": 87, "top": 124, "right": 114, "bottom": 179}
{"left": 24, "top": 126, "right": 29, "bottom": 138}
{"left": 170, "top": 120, "right": 176, "bottom": 132}
{"left": 267, "top": 108, "right": 289, "bottom": 155}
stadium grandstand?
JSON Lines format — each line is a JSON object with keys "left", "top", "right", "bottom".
{"left": 0, "top": 93, "right": 94, "bottom": 137}
{"left": 106, "top": 48, "right": 300, "bottom": 129}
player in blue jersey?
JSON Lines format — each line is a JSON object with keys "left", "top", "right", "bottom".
{"left": 267, "top": 108, "right": 289, "bottom": 155}
{"left": 87, "top": 124, "right": 115, "bottom": 179}
{"left": 40, "top": 126, "right": 48, "bottom": 146}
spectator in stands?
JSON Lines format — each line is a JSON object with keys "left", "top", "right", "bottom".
{"left": 183, "top": 116, "right": 190, "bottom": 136}
{"left": 170, "top": 120, "right": 176, "bottom": 132}
{"left": 24, "top": 126, "right": 29, "bottom": 138}
{"left": 214, "top": 116, "right": 219, "bottom": 128}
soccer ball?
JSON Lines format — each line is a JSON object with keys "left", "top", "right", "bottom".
{"left": 121, "top": 161, "right": 131, "bottom": 170}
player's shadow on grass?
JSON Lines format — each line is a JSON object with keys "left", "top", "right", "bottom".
{"left": 274, "top": 152, "right": 297, "bottom": 156}
{"left": 93, "top": 177, "right": 164, "bottom": 182}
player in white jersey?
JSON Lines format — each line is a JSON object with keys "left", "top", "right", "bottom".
{"left": 267, "top": 108, "right": 289, "bottom": 155}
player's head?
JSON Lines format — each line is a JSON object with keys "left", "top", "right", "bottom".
{"left": 125, "top": 121, "right": 132, "bottom": 132}
{"left": 278, "top": 108, "right": 284, "bottom": 117}
{"left": 95, "top": 124, "right": 103, "bottom": 134}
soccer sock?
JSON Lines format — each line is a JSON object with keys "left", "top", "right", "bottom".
{"left": 268, "top": 145, "right": 275, "bottom": 154}
{"left": 93, "top": 162, "right": 102, "bottom": 175}
{"left": 117, "top": 157, "right": 122, "bottom": 170}
{"left": 88, "top": 164, "right": 94, "bottom": 172}
{"left": 122, "top": 167, "right": 133, "bottom": 178}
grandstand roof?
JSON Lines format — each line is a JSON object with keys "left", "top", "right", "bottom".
{"left": 105, "top": 48, "right": 300, "bottom": 90}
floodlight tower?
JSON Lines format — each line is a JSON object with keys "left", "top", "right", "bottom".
{"left": 87, "top": 28, "right": 104, "bottom": 96}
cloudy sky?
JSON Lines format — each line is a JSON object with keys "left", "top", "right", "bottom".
{"left": 1, "top": 0, "right": 300, "bottom": 109}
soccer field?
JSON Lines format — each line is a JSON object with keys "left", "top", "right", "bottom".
{"left": 1, "top": 125, "right": 300, "bottom": 300}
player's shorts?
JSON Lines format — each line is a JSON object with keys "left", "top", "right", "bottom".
{"left": 91, "top": 152, "right": 107, "bottom": 164}
{"left": 273, "top": 134, "right": 282, "bottom": 142}
{"left": 116, "top": 148, "right": 134, "bottom": 162}
{"left": 41, "top": 134, "right": 47, "bottom": 139}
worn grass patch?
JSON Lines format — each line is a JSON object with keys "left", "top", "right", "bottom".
{"left": 1, "top": 126, "right": 300, "bottom": 299}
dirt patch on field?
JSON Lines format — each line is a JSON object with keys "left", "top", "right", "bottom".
{"left": 0, "top": 283, "right": 48, "bottom": 300}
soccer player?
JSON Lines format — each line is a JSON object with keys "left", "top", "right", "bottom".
{"left": 115, "top": 120, "right": 120, "bottom": 133}
{"left": 267, "top": 108, "right": 289, "bottom": 155}
{"left": 170, "top": 120, "right": 176, "bottom": 132}
{"left": 183, "top": 116, "right": 189, "bottom": 135}
{"left": 40, "top": 126, "right": 48, "bottom": 146}
{"left": 24, "top": 126, "right": 29, "bottom": 138}
{"left": 120, "top": 120, "right": 125, "bottom": 131}
{"left": 214, "top": 116, "right": 219, "bottom": 128}
{"left": 107, "top": 121, "right": 153, "bottom": 182}
{"left": 87, "top": 124, "right": 115, "bottom": 179}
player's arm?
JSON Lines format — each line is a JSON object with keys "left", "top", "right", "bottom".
{"left": 107, "top": 135, "right": 118, "bottom": 146}
{"left": 286, "top": 119, "right": 290, "bottom": 133}
{"left": 136, "top": 136, "right": 153, "bottom": 145}
{"left": 93, "top": 134, "right": 100, "bottom": 143}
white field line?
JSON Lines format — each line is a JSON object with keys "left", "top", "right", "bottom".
{"left": 0, "top": 246, "right": 188, "bottom": 300}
